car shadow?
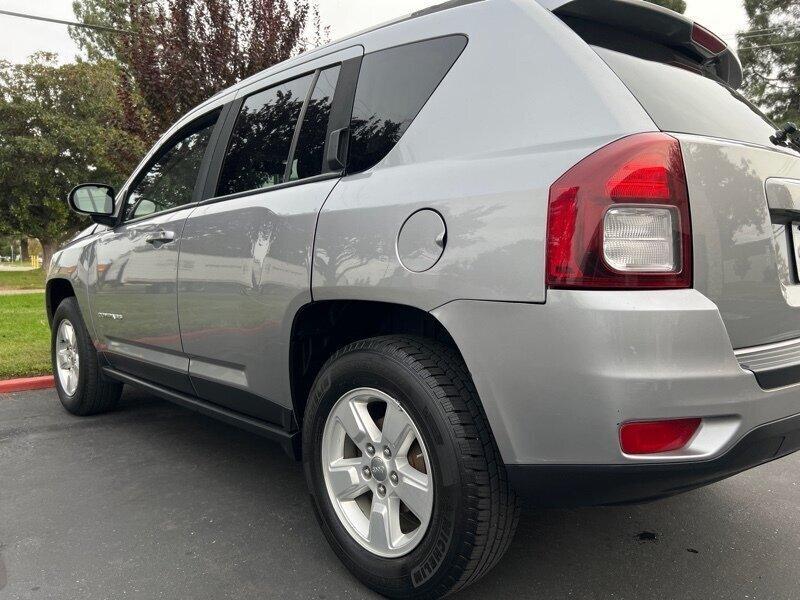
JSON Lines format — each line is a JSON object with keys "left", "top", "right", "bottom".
{"left": 110, "top": 390, "right": 799, "bottom": 600}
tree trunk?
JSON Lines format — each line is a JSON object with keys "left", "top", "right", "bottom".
{"left": 20, "top": 238, "right": 30, "bottom": 262}
{"left": 41, "top": 240, "right": 58, "bottom": 272}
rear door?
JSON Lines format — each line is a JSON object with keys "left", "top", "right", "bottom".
{"left": 93, "top": 109, "right": 223, "bottom": 391}
{"left": 177, "top": 47, "right": 362, "bottom": 422}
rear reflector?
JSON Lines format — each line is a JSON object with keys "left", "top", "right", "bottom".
{"left": 619, "top": 418, "right": 701, "bottom": 455}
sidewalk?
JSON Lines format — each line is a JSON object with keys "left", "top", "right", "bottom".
{"left": 0, "top": 288, "right": 44, "bottom": 295}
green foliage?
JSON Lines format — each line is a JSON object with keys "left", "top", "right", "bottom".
{"left": 739, "top": 0, "right": 800, "bottom": 126}
{"left": 644, "top": 0, "right": 687, "bottom": 13}
{"left": 0, "top": 293, "right": 51, "bottom": 378}
{"left": 0, "top": 55, "right": 147, "bottom": 260}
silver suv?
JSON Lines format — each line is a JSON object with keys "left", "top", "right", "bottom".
{"left": 48, "top": 0, "right": 800, "bottom": 596}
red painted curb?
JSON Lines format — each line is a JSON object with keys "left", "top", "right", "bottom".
{"left": 0, "top": 375, "right": 55, "bottom": 393}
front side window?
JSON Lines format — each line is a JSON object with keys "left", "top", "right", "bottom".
{"left": 125, "top": 114, "right": 218, "bottom": 221}
{"left": 217, "top": 74, "right": 313, "bottom": 197}
{"left": 348, "top": 35, "right": 467, "bottom": 173}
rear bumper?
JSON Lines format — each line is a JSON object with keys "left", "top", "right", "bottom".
{"left": 506, "top": 411, "right": 800, "bottom": 506}
{"left": 431, "top": 290, "right": 800, "bottom": 470}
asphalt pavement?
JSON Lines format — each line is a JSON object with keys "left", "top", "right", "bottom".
{"left": 1, "top": 387, "right": 799, "bottom": 600}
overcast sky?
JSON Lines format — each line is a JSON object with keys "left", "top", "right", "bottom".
{"left": 0, "top": 0, "right": 749, "bottom": 64}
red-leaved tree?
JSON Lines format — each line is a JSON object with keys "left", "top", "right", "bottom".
{"left": 71, "top": 0, "right": 328, "bottom": 138}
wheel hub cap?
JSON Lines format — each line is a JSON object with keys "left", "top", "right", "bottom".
{"left": 370, "top": 457, "right": 387, "bottom": 482}
{"left": 321, "top": 388, "right": 434, "bottom": 558}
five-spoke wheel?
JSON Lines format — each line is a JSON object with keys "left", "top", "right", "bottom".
{"left": 321, "top": 387, "right": 433, "bottom": 557}
{"left": 55, "top": 319, "right": 80, "bottom": 396}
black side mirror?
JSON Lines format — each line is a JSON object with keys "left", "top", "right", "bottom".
{"left": 68, "top": 184, "right": 117, "bottom": 226}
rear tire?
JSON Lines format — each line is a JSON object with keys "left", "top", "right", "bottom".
{"left": 51, "top": 297, "right": 122, "bottom": 416}
{"left": 303, "top": 336, "right": 519, "bottom": 598}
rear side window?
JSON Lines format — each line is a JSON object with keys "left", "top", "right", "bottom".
{"left": 348, "top": 35, "right": 467, "bottom": 173}
{"left": 217, "top": 74, "right": 313, "bottom": 196}
{"left": 288, "top": 65, "right": 341, "bottom": 181}
{"left": 595, "top": 47, "right": 777, "bottom": 148}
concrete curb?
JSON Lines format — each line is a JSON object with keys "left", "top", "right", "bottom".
{"left": 0, "top": 375, "right": 55, "bottom": 394}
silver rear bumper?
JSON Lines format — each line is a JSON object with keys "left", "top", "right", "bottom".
{"left": 432, "top": 289, "right": 800, "bottom": 465}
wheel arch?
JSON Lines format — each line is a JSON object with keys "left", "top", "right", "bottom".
{"left": 289, "top": 300, "right": 465, "bottom": 427}
{"left": 46, "top": 278, "right": 76, "bottom": 326}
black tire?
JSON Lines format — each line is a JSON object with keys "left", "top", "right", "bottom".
{"left": 303, "top": 335, "right": 519, "bottom": 599}
{"left": 51, "top": 297, "right": 123, "bottom": 416}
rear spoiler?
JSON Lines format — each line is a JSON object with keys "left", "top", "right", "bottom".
{"left": 537, "top": 0, "right": 743, "bottom": 88}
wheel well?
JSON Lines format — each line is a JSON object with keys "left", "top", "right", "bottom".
{"left": 289, "top": 301, "right": 459, "bottom": 425}
{"left": 46, "top": 278, "right": 76, "bottom": 325}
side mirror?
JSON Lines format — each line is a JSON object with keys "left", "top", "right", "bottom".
{"left": 68, "top": 184, "right": 117, "bottom": 226}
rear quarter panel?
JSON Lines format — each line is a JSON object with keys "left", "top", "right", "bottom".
{"left": 312, "top": 0, "right": 656, "bottom": 308}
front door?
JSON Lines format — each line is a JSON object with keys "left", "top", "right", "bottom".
{"left": 92, "top": 111, "right": 220, "bottom": 392}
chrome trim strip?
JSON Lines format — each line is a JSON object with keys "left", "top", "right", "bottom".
{"left": 735, "top": 337, "right": 800, "bottom": 372}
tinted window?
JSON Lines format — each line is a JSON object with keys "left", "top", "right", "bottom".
{"left": 288, "top": 65, "right": 341, "bottom": 181}
{"left": 348, "top": 36, "right": 467, "bottom": 173}
{"left": 596, "top": 47, "right": 777, "bottom": 148}
{"left": 218, "top": 74, "right": 313, "bottom": 196}
{"left": 125, "top": 114, "right": 217, "bottom": 221}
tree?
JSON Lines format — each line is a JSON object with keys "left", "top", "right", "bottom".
{"left": 644, "top": 0, "right": 687, "bottom": 13}
{"left": 738, "top": 0, "right": 800, "bottom": 126}
{"left": 0, "top": 54, "right": 148, "bottom": 268}
{"left": 71, "top": 0, "right": 327, "bottom": 136}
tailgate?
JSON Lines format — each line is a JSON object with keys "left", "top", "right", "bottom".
{"left": 591, "top": 47, "right": 800, "bottom": 349}
{"left": 549, "top": 0, "right": 800, "bottom": 349}
{"left": 680, "top": 136, "right": 800, "bottom": 349}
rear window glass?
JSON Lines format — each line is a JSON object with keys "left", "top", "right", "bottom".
{"left": 218, "top": 74, "right": 313, "bottom": 196}
{"left": 595, "top": 47, "right": 777, "bottom": 148}
{"left": 348, "top": 35, "right": 467, "bottom": 173}
{"left": 288, "top": 65, "right": 340, "bottom": 182}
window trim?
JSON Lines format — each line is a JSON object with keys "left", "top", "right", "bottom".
{"left": 198, "top": 171, "right": 343, "bottom": 208}
{"left": 116, "top": 106, "right": 227, "bottom": 226}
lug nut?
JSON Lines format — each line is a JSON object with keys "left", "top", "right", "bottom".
{"left": 390, "top": 472, "right": 398, "bottom": 485}
{"left": 377, "top": 484, "right": 386, "bottom": 496}
{"left": 383, "top": 446, "right": 392, "bottom": 458}
{"left": 366, "top": 443, "right": 375, "bottom": 456}
{"left": 363, "top": 466, "right": 372, "bottom": 479}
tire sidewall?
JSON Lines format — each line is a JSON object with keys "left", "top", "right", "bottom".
{"left": 303, "top": 347, "right": 470, "bottom": 598}
{"left": 51, "top": 298, "right": 89, "bottom": 411}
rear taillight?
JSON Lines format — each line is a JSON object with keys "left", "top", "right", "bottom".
{"left": 546, "top": 133, "right": 692, "bottom": 289}
{"left": 620, "top": 418, "right": 701, "bottom": 455}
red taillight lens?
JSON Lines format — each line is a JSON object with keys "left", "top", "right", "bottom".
{"left": 691, "top": 23, "right": 727, "bottom": 55}
{"left": 619, "top": 418, "right": 701, "bottom": 455}
{"left": 546, "top": 133, "right": 692, "bottom": 289}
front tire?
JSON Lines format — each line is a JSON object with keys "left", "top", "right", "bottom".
{"left": 51, "top": 297, "right": 122, "bottom": 416}
{"left": 303, "top": 336, "right": 519, "bottom": 598}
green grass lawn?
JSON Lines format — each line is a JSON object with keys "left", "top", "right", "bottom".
{"left": 0, "top": 268, "right": 46, "bottom": 291}
{"left": 0, "top": 293, "right": 51, "bottom": 378}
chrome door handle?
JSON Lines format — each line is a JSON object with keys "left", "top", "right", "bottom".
{"left": 145, "top": 230, "right": 176, "bottom": 246}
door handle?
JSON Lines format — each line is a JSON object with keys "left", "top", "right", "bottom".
{"left": 326, "top": 127, "right": 349, "bottom": 171}
{"left": 145, "top": 230, "right": 176, "bottom": 246}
